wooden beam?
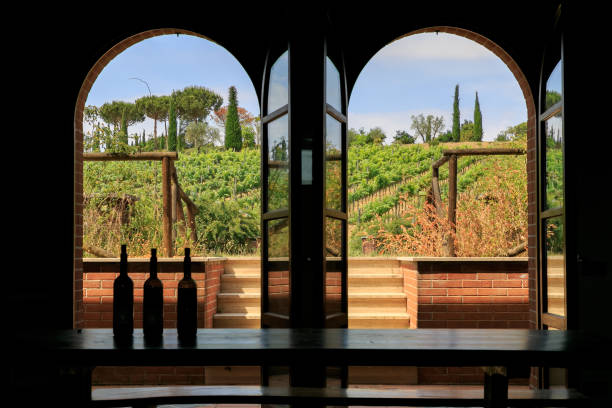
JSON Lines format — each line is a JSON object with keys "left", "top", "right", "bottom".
{"left": 441, "top": 148, "right": 525, "bottom": 156}
{"left": 432, "top": 155, "right": 450, "bottom": 169}
{"left": 447, "top": 154, "right": 457, "bottom": 257}
{"left": 83, "top": 152, "right": 178, "bottom": 161}
{"left": 162, "top": 157, "right": 173, "bottom": 257}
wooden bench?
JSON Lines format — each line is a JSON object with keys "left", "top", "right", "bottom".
{"left": 14, "top": 328, "right": 607, "bottom": 407}
{"left": 90, "top": 384, "right": 589, "bottom": 407}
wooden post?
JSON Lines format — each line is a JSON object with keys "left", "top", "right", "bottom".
{"left": 171, "top": 168, "right": 178, "bottom": 244}
{"left": 447, "top": 154, "right": 457, "bottom": 257}
{"left": 162, "top": 157, "right": 173, "bottom": 257}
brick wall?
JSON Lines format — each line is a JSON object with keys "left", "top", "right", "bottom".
{"left": 84, "top": 257, "right": 220, "bottom": 385}
{"left": 400, "top": 258, "right": 530, "bottom": 385}
{"left": 204, "top": 259, "right": 224, "bottom": 328}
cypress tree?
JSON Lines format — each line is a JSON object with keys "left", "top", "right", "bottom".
{"left": 473, "top": 91, "right": 483, "bottom": 141}
{"left": 168, "top": 97, "right": 177, "bottom": 151}
{"left": 452, "top": 84, "right": 460, "bottom": 142}
{"left": 225, "top": 86, "right": 242, "bottom": 151}
{"left": 119, "top": 108, "right": 128, "bottom": 145}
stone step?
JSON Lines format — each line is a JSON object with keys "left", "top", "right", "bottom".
{"left": 547, "top": 255, "right": 564, "bottom": 268}
{"left": 347, "top": 259, "right": 401, "bottom": 275}
{"left": 223, "top": 258, "right": 261, "bottom": 276}
{"left": 348, "top": 312, "right": 411, "bottom": 329}
{"left": 213, "top": 313, "right": 261, "bottom": 328}
{"left": 348, "top": 293, "right": 407, "bottom": 313}
{"left": 348, "top": 274, "right": 404, "bottom": 293}
{"left": 217, "top": 293, "right": 260, "bottom": 313}
{"left": 221, "top": 274, "right": 261, "bottom": 293}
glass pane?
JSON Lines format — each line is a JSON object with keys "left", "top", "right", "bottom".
{"left": 326, "top": 56, "right": 342, "bottom": 112}
{"left": 545, "top": 216, "right": 564, "bottom": 316}
{"left": 325, "top": 217, "right": 343, "bottom": 315}
{"left": 268, "top": 50, "right": 288, "bottom": 113}
{"left": 267, "top": 115, "right": 289, "bottom": 211}
{"left": 326, "top": 114, "right": 342, "bottom": 210}
{"left": 545, "top": 59, "right": 562, "bottom": 110}
{"left": 267, "top": 218, "right": 289, "bottom": 316}
{"left": 545, "top": 114, "right": 563, "bottom": 209}
{"left": 268, "top": 218, "right": 289, "bottom": 259}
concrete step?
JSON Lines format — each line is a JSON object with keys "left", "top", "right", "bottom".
{"left": 348, "top": 258, "right": 401, "bottom": 275}
{"left": 348, "top": 293, "right": 407, "bottom": 313}
{"left": 217, "top": 293, "right": 260, "bottom": 313}
{"left": 223, "top": 258, "right": 261, "bottom": 276}
{"left": 213, "top": 312, "right": 261, "bottom": 328}
{"left": 348, "top": 312, "right": 411, "bottom": 329}
{"left": 547, "top": 255, "right": 564, "bottom": 268}
{"left": 348, "top": 274, "right": 404, "bottom": 293}
{"left": 221, "top": 274, "right": 260, "bottom": 293}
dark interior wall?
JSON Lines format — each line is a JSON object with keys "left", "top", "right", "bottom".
{"left": 8, "top": 1, "right": 608, "bottom": 388}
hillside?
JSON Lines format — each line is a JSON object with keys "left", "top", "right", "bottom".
{"left": 83, "top": 141, "right": 527, "bottom": 258}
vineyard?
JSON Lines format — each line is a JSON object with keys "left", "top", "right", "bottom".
{"left": 83, "top": 140, "right": 531, "bottom": 258}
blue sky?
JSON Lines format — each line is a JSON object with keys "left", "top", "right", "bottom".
{"left": 85, "top": 32, "right": 526, "bottom": 142}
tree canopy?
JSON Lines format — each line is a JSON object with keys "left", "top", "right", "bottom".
{"left": 392, "top": 130, "right": 415, "bottom": 145}
{"left": 98, "top": 101, "right": 144, "bottom": 129}
{"left": 452, "top": 84, "right": 460, "bottom": 142}
{"left": 224, "top": 86, "right": 243, "bottom": 151}
{"left": 410, "top": 114, "right": 445, "bottom": 143}
{"left": 172, "top": 86, "right": 223, "bottom": 123}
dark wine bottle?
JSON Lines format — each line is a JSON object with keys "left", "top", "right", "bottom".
{"left": 177, "top": 248, "right": 197, "bottom": 340}
{"left": 143, "top": 248, "right": 163, "bottom": 339}
{"left": 113, "top": 244, "right": 133, "bottom": 338}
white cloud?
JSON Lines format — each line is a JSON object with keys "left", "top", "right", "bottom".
{"left": 377, "top": 33, "right": 496, "bottom": 62}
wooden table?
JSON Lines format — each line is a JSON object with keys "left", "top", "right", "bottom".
{"left": 12, "top": 328, "right": 608, "bottom": 407}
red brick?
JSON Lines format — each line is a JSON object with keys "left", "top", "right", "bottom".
{"left": 478, "top": 321, "right": 508, "bottom": 328}
{"left": 420, "top": 288, "right": 447, "bottom": 296}
{"left": 463, "top": 280, "right": 492, "bottom": 288}
{"left": 433, "top": 312, "right": 464, "bottom": 320}
{"left": 447, "top": 320, "right": 479, "bottom": 328}
{"left": 433, "top": 296, "right": 461, "bottom": 304}
{"left": 463, "top": 296, "right": 493, "bottom": 304}
{"left": 478, "top": 273, "right": 504, "bottom": 280}
{"left": 448, "top": 288, "right": 478, "bottom": 296}
{"left": 419, "top": 304, "right": 448, "bottom": 312}
{"left": 433, "top": 280, "right": 463, "bottom": 288}
{"left": 419, "top": 321, "right": 447, "bottom": 328}
{"left": 508, "top": 272, "right": 529, "bottom": 279}
{"left": 508, "top": 288, "right": 529, "bottom": 296}
{"left": 447, "top": 305, "right": 479, "bottom": 312}
{"left": 478, "top": 288, "right": 507, "bottom": 296}
{"left": 418, "top": 280, "right": 432, "bottom": 288}
{"left": 418, "top": 296, "right": 432, "bottom": 304}
{"left": 448, "top": 273, "right": 476, "bottom": 280}
{"left": 492, "top": 280, "right": 522, "bottom": 288}
{"left": 87, "top": 289, "right": 113, "bottom": 296}
{"left": 420, "top": 273, "right": 447, "bottom": 280}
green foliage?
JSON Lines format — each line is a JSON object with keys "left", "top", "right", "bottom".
{"left": 172, "top": 86, "right": 223, "bottom": 123}
{"left": 496, "top": 122, "right": 527, "bottom": 142}
{"left": 393, "top": 130, "right": 416, "bottom": 145}
{"left": 348, "top": 127, "right": 386, "bottom": 146}
{"left": 437, "top": 131, "right": 453, "bottom": 142}
{"left": 242, "top": 125, "right": 256, "bottom": 148}
{"left": 546, "top": 90, "right": 562, "bottom": 109}
{"left": 168, "top": 98, "right": 177, "bottom": 151}
{"left": 473, "top": 92, "right": 483, "bottom": 141}
{"left": 460, "top": 120, "right": 474, "bottom": 142}
{"left": 225, "top": 86, "right": 242, "bottom": 151}
{"left": 99, "top": 101, "right": 144, "bottom": 129}
{"left": 410, "top": 114, "right": 445, "bottom": 143}
{"left": 452, "top": 84, "right": 460, "bottom": 142}
{"left": 119, "top": 108, "right": 128, "bottom": 145}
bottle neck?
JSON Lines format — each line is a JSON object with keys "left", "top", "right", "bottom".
{"left": 184, "top": 260, "right": 191, "bottom": 279}
{"left": 150, "top": 258, "right": 158, "bottom": 278}
{"left": 120, "top": 255, "right": 128, "bottom": 275}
